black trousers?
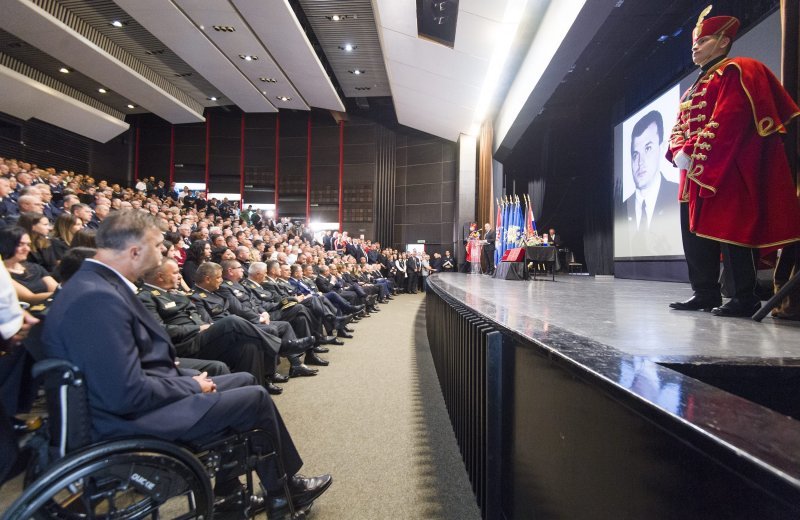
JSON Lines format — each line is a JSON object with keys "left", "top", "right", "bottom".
{"left": 680, "top": 202, "right": 758, "bottom": 300}
{"left": 179, "top": 372, "right": 302, "bottom": 493}
{"left": 188, "top": 316, "right": 270, "bottom": 384}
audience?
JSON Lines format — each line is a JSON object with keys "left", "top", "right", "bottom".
{"left": 0, "top": 226, "right": 57, "bottom": 303}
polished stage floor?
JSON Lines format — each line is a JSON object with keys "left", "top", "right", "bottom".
{"left": 431, "top": 272, "right": 800, "bottom": 364}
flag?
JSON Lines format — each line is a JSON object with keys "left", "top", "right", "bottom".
{"left": 513, "top": 198, "right": 524, "bottom": 245}
{"left": 526, "top": 194, "right": 536, "bottom": 235}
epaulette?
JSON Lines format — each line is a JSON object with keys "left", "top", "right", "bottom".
{"left": 150, "top": 289, "right": 161, "bottom": 296}
{"left": 224, "top": 280, "right": 233, "bottom": 286}
{"left": 195, "top": 292, "right": 208, "bottom": 298}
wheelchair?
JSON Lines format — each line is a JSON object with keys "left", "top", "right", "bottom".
{"left": 2, "top": 357, "right": 302, "bottom": 520}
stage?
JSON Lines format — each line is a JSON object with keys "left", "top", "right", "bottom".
{"left": 425, "top": 272, "right": 800, "bottom": 519}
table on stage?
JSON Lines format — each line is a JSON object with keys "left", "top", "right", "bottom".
{"left": 525, "top": 246, "right": 559, "bottom": 281}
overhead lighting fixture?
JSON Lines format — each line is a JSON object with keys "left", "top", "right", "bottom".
{"left": 59, "top": 67, "right": 70, "bottom": 74}
{"left": 276, "top": 96, "right": 292, "bottom": 102}
{"left": 326, "top": 14, "right": 352, "bottom": 21}
{"left": 354, "top": 87, "right": 371, "bottom": 91}
{"left": 145, "top": 49, "right": 165, "bottom": 56}
{"left": 174, "top": 72, "right": 193, "bottom": 78}
{"left": 348, "top": 69, "right": 365, "bottom": 75}
{"left": 127, "top": 104, "right": 135, "bottom": 109}
{"left": 212, "top": 25, "right": 236, "bottom": 32}
{"left": 339, "top": 43, "right": 357, "bottom": 52}
{"left": 207, "top": 96, "right": 218, "bottom": 101}
{"left": 239, "top": 54, "right": 258, "bottom": 61}
{"left": 259, "top": 77, "right": 277, "bottom": 83}
{"left": 110, "top": 20, "right": 127, "bottom": 28}
{"left": 98, "top": 88, "right": 108, "bottom": 94}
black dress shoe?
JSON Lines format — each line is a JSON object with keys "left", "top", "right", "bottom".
{"left": 289, "top": 364, "right": 319, "bottom": 377}
{"left": 317, "top": 335, "right": 337, "bottom": 345}
{"left": 344, "top": 326, "right": 354, "bottom": 333}
{"left": 669, "top": 295, "right": 722, "bottom": 311}
{"left": 265, "top": 382, "right": 283, "bottom": 395}
{"left": 327, "top": 338, "right": 344, "bottom": 345}
{"left": 281, "top": 336, "right": 316, "bottom": 355}
{"left": 711, "top": 298, "right": 761, "bottom": 317}
{"left": 281, "top": 474, "right": 333, "bottom": 509}
{"left": 305, "top": 352, "right": 329, "bottom": 366}
{"left": 313, "top": 345, "right": 330, "bottom": 353}
{"left": 333, "top": 314, "right": 354, "bottom": 329}
{"left": 337, "top": 331, "right": 353, "bottom": 339}
{"left": 269, "top": 372, "right": 290, "bottom": 384}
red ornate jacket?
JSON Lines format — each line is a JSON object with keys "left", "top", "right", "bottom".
{"left": 667, "top": 57, "right": 800, "bottom": 248}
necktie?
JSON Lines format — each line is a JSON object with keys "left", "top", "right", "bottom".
{"left": 641, "top": 200, "right": 648, "bottom": 230}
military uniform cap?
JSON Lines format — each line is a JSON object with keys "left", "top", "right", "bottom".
{"left": 693, "top": 5, "right": 740, "bottom": 43}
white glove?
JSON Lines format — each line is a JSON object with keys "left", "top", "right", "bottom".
{"left": 673, "top": 150, "right": 691, "bottom": 170}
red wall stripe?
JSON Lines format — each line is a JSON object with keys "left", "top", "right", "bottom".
{"left": 338, "top": 120, "right": 344, "bottom": 232}
{"left": 134, "top": 125, "right": 140, "bottom": 182}
{"left": 169, "top": 125, "right": 175, "bottom": 185}
{"left": 240, "top": 112, "right": 246, "bottom": 207}
{"left": 204, "top": 111, "right": 211, "bottom": 195}
{"left": 275, "top": 114, "right": 280, "bottom": 219}
{"left": 306, "top": 114, "right": 312, "bottom": 223}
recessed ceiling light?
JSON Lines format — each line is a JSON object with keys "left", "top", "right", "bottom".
{"left": 239, "top": 54, "right": 258, "bottom": 61}
{"left": 276, "top": 96, "right": 291, "bottom": 102}
{"left": 110, "top": 20, "right": 126, "bottom": 28}
{"left": 127, "top": 104, "right": 135, "bottom": 109}
{"left": 355, "top": 87, "right": 371, "bottom": 91}
{"left": 259, "top": 77, "right": 277, "bottom": 83}
{"left": 212, "top": 25, "right": 236, "bottom": 32}
{"left": 145, "top": 49, "right": 165, "bottom": 56}
{"left": 326, "top": 14, "right": 350, "bottom": 21}
{"left": 98, "top": 88, "right": 108, "bottom": 94}
{"left": 339, "top": 44, "right": 357, "bottom": 51}
{"left": 348, "top": 69, "right": 365, "bottom": 75}
{"left": 59, "top": 67, "right": 70, "bottom": 74}
{"left": 208, "top": 96, "right": 218, "bottom": 101}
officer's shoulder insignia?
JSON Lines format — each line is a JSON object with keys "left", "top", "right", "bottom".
{"left": 225, "top": 280, "right": 233, "bottom": 286}
{"left": 198, "top": 292, "right": 207, "bottom": 298}
{"left": 151, "top": 289, "right": 161, "bottom": 296}
{"left": 29, "top": 304, "right": 46, "bottom": 312}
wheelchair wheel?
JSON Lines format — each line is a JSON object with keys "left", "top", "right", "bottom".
{"left": 2, "top": 438, "right": 213, "bottom": 520}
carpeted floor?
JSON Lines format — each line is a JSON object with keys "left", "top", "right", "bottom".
{"left": 272, "top": 292, "right": 481, "bottom": 519}
{"left": 0, "top": 292, "right": 481, "bottom": 519}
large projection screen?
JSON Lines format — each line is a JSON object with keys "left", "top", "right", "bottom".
{"left": 613, "top": 10, "right": 781, "bottom": 263}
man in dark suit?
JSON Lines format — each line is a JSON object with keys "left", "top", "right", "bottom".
{"left": 616, "top": 110, "right": 681, "bottom": 256}
{"left": 483, "top": 223, "right": 496, "bottom": 274}
{"left": 41, "top": 210, "right": 331, "bottom": 515}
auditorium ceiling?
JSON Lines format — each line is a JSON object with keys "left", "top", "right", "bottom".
{"left": 0, "top": 0, "right": 772, "bottom": 146}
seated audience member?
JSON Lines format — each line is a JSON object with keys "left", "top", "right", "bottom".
{"left": 0, "top": 176, "right": 19, "bottom": 226}
{"left": 183, "top": 239, "right": 210, "bottom": 285}
{"left": 70, "top": 228, "right": 97, "bottom": 248}
{"left": 41, "top": 210, "right": 332, "bottom": 514}
{"left": 18, "top": 212, "right": 58, "bottom": 273}
{"left": 50, "top": 213, "right": 82, "bottom": 261}
{"left": 138, "top": 259, "right": 292, "bottom": 393}
{"left": 0, "top": 227, "right": 57, "bottom": 303}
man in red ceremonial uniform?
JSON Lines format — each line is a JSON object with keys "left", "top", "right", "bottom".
{"left": 666, "top": 6, "right": 800, "bottom": 317}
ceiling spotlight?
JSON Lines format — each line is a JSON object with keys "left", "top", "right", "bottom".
{"left": 145, "top": 49, "right": 165, "bottom": 55}
{"left": 110, "top": 20, "right": 127, "bottom": 28}
{"left": 339, "top": 44, "right": 357, "bottom": 51}
{"left": 98, "top": 88, "right": 108, "bottom": 94}
{"left": 59, "top": 67, "right": 70, "bottom": 74}
{"left": 127, "top": 104, "right": 135, "bottom": 109}
{"left": 354, "top": 87, "right": 371, "bottom": 91}
{"left": 208, "top": 96, "right": 218, "bottom": 101}
{"left": 326, "top": 14, "right": 348, "bottom": 21}
{"left": 239, "top": 54, "right": 258, "bottom": 61}
{"left": 259, "top": 77, "right": 277, "bottom": 83}
{"left": 212, "top": 25, "right": 236, "bottom": 32}
{"left": 276, "top": 96, "right": 292, "bottom": 102}
{"left": 348, "top": 69, "right": 365, "bottom": 75}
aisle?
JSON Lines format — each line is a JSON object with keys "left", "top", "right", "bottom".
{"left": 273, "top": 293, "right": 481, "bottom": 520}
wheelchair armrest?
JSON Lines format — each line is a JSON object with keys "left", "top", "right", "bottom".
{"left": 31, "top": 359, "right": 83, "bottom": 383}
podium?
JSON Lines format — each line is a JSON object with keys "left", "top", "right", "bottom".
{"left": 467, "top": 239, "right": 486, "bottom": 274}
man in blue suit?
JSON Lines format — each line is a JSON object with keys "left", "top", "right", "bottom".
{"left": 41, "top": 210, "right": 331, "bottom": 516}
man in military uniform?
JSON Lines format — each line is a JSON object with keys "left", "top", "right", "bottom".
{"left": 667, "top": 7, "right": 800, "bottom": 316}
{"left": 190, "top": 262, "right": 319, "bottom": 378}
{"left": 217, "top": 259, "right": 333, "bottom": 364}
{"left": 139, "top": 259, "right": 284, "bottom": 393}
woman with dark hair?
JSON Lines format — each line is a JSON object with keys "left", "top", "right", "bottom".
{"left": 17, "top": 212, "right": 58, "bottom": 273}
{"left": 51, "top": 213, "right": 82, "bottom": 259}
{"left": 163, "top": 231, "right": 186, "bottom": 266}
{"left": 70, "top": 229, "right": 97, "bottom": 249}
{"left": 0, "top": 227, "right": 57, "bottom": 303}
{"left": 182, "top": 239, "right": 211, "bottom": 285}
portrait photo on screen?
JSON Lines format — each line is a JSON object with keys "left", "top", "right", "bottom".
{"left": 614, "top": 85, "right": 683, "bottom": 259}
